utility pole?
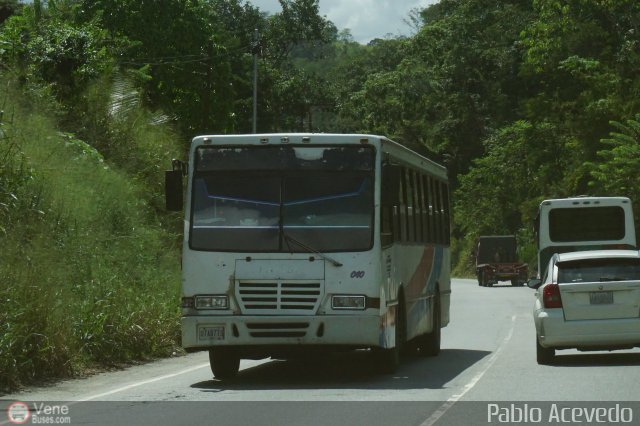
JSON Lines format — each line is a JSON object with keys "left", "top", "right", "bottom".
{"left": 252, "top": 29, "right": 259, "bottom": 134}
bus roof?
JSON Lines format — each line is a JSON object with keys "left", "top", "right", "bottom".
{"left": 192, "top": 133, "right": 382, "bottom": 145}
{"left": 190, "top": 133, "right": 448, "bottom": 180}
{"left": 539, "top": 196, "right": 632, "bottom": 209}
{"left": 379, "top": 138, "right": 447, "bottom": 180}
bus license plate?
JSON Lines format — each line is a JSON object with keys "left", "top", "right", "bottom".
{"left": 589, "top": 291, "right": 613, "bottom": 305}
{"left": 198, "top": 326, "right": 225, "bottom": 341}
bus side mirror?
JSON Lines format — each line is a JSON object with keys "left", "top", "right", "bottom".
{"left": 165, "top": 159, "right": 185, "bottom": 211}
{"left": 381, "top": 164, "right": 401, "bottom": 206}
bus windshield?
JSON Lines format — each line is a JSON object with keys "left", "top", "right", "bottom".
{"left": 190, "top": 145, "right": 374, "bottom": 252}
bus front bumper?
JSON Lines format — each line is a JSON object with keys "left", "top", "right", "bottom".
{"left": 182, "top": 314, "right": 382, "bottom": 351}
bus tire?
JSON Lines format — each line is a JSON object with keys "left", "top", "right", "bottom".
{"left": 376, "top": 298, "right": 405, "bottom": 374}
{"left": 417, "top": 289, "right": 441, "bottom": 357}
{"left": 209, "top": 348, "right": 240, "bottom": 380}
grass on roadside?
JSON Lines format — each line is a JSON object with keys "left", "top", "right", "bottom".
{"left": 0, "top": 79, "right": 183, "bottom": 394}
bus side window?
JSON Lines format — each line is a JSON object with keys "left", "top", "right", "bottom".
{"left": 424, "top": 175, "right": 434, "bottom": 243}
{"left": 431, "top": 177, "right": 441, "bottom": 244}
{"left": 381, "top": 204, "right": 393, "bottom": 246}
{"left": 410, "top": 170, "right": 422, "bottom": 242}
{"left": 421, "top": 175, "right": 430, "bottom": 243}
{"left": 435, "top": 180, "right": 445, "bottom": 244}
{"left": 416, "top": 172, "right": 427, "bottom": 243}
{"left": 399, "top": 167, "right": 408, "bottom": 242}
{"left": 381, "top": 163, "right": 401, "bottom": 245}
{"left": 404, "top": 168, "right": 415, "bottom": 242}
{"left": 434, "top": 178, "right": 441, "bottom": 243}
{"left": 442, "top": 182, "right": 451, "bottom": 244}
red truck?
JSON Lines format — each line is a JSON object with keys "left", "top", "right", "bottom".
{"left": 475, "top": 235, "right": 528, "bottom": 287}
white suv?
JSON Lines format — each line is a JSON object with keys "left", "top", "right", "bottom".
{"left": 528, "top": 249, "right": 640, "bottom": 364}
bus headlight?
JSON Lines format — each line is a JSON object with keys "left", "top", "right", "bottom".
{"left": 332, "top": 295, "right": 366, "bottom": 310}
{"left": 195, "top": 295, "right": 229, "bottom": 310}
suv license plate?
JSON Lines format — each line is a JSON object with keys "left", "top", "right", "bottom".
{"left": 198, "top": 326, "right": 225, "bottom": 341}
{"left": 589, "top": 291, "right": 613, "bottom": 305}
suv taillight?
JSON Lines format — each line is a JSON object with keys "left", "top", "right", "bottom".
{"left": 543, "top": 284, "right": 563, "bottom": 308}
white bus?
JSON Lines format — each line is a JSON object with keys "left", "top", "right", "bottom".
{"left": 535, "top": 196, "right": 636, "bottom": 278}
{"left": 165, "top": 133, "right": 451, "bottom": 378}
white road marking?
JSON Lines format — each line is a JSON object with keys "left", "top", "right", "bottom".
{"left": 419, "top": 315, "right": 517, "bottom": 426}
{"left": 1, "top": 364, "right": 214, "bottom": 426}
{"left": 77, "top": 362, "right": 210, "bottom": 401}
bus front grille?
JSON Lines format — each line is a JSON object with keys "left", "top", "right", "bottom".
{"left": 246, "top": 322, "right": 310, "bottom": 338}
{"left": 237, "top": 281, "right": 322, "bottom": 314}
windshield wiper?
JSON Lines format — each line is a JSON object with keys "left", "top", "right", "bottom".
{"left": 599, "top": 276, "right": 627, "bottom": 282}
{"left": 282, "top": 232, "right": 343, "bottom": 267}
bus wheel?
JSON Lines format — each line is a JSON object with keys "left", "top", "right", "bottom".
{"left": 376, "top": 299, "right": 405, "bottom": 374}
{"left": 511, "top": 279, "right": 518, "bottom": 286}
{"left": 417, "top": 290, "right": 441, "bottom": 357}
{"left": 209, "top": 348, "right": 240, "bottom": 380}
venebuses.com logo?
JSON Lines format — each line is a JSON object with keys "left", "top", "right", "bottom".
{"left": 6, "top": 401, "right": 30, "bottom": 424}
{"left": 5, "top": 401, "right": 71, "bottom": 424}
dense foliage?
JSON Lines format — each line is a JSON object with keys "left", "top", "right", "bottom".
{"left": 1, "top": 0, "right": 639, "bottom": 390}
{"left": 0, "top": 79, "right": 182, "bottom": 391}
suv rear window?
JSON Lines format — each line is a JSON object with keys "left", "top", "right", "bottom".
{"left": 557, "top": 258, "right": 640, "bottom": 283}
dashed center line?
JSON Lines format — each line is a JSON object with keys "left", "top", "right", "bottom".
{"left": 420, "top": 314, "right": 517, "bottom": 426}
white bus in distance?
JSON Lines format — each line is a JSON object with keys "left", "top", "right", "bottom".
{"left": 165, "top": 133, "right": 452, "bottom": 379}
{"left": 535, "top": 196, "right": 636, "bottom": 278}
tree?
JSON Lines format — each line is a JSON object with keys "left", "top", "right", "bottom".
{"left": 251, "top": 0, "right": 336, "bottom": 132}
{"left": 0, "top": 2, "right": 115, "bottom": 108}
{"left": 0, "top": 0, "right": 21, "bottom": 25}
{"left": 588, "top": 114, "right": 640, "bottom": 228}
{"left": 331, "top": 0, "right": 535, "bottom": 186}
{"left": 520, "top": 0, "right": 640, "bottom": 193}
{"left": 455, "top": 120, "right": 570, "bottom": 238}
{"left": 74, "top": 0, "right": 241, "bottom": 134}
{"left": 262, "top": 0, "right": 333, "bottom": 67}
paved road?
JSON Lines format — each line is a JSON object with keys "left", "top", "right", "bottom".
{"left": 3, "top": 278, "right": 640, "bottom": 425}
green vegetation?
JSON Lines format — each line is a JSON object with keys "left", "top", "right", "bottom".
{"left": 1, "top": 0, "right": 640, "bottom": 391}
{"left": 0, "top": 77, "right": 182, "bottom": 391}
